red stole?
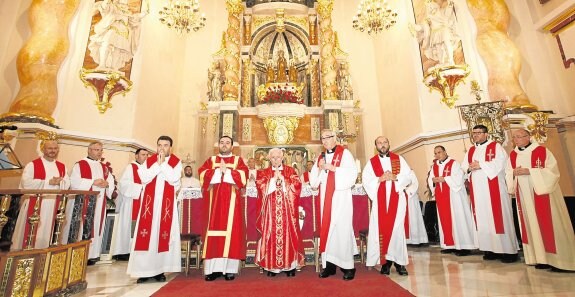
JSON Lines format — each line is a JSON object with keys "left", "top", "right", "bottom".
{"left": 510, "top": 146, "right": 556, "bottom": 253}
{"left": 134, "top": 154, "right": 179, "bottom": 253}
{"left": 24, "top": 158, "right": 66, "bottom": 247}
{"left": 302, "top": 171, "right": 310, "bottom": 183}
{"left": 130, "top": 163, "right": 142, "bottom": 221}
{"left": 370, "top": 152, "right": 401, "bottom": 264}
{"left": 467, "top": 142, "right": 504, "bottom": 234}
{"left": 433, "top": 159, "right": 455, "bottom": 246}
{"left": 79, "top": 159, "right": 110, "bottom": 237}
{"left": 317, "top": 145, "right": 344, "bottom": 253}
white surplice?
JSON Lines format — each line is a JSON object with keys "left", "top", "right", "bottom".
{"left": 427, "top": 158, "right": 477, "bottom": 250}
{"left": 111, "top": 162, "right": 144, "bottom": 256}
{"left": 180, "top": 176, "right": 201, "bottom": 189}
{"left": 505, "top": 144, "right": 575, "bottom": 270}
{"left": 309, "top": 148, "right": 359, "bottom": 270}
{"left": 69, "top": 157, "right": 116, "bottom": 259}
{"left": 362, "top": 154, "right": 411, "bottom": 266}
{"left": 13, "top": 157, "right": 70, "bottom": 250}
{"left": 405, "top": 170, "right": 428, "bottom": 245}
{"left": 461, "top": 141, "right": 519, "bottom": 254}
{"left": 127, "top": 155, "right": 182, "bottom": 277}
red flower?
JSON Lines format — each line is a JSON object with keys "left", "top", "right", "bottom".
{"left": 261, "top": 85, "right": 303, "bottom": 104}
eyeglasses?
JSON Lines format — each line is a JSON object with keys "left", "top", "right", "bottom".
{"left": 471, "top": 132, "right": 486, "bottom": 135}
{"left": 321, "top": 135, "right": 335, "bottom": 140}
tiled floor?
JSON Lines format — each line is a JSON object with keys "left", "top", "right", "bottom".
{"left": 73, "top": 246, "right": 575, "bottom": 297}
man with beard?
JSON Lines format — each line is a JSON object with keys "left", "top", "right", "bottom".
{"left": 461, "top": 125, "right": 519, "bottom": 263}
{"left": 128, "top": 136, "right": 182, "bottom": 283}
{"left": 362, "top": 136, "right": 411, "bottom": 276}
{"left": 70, "top": 141, "right": 115, "bottom": 265}
{"left": 255, "top": 148, "right": 305, "bottom": 277}
{"left": 181, "top": 165, "right": 201, "bottom": 188}
{"left": 505, "top": 128, "right": 575, "bottom": 271}
{"left": 310, "top": 129, "right": 358, "bottom": 281}
{"left": 14, "top": 139, "right": 70, "bottom": 250}
{"left": 112, "top": 148, "right": 148, "bottom": 261}
{"left": 428, "top": 145, "right": 476, "bottom": 256}
{"left": 198, "top": 136, "right": 249, "bottom": 281}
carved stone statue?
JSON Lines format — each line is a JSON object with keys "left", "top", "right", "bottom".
{"left": 207, "top": 62, "right": 224, "bottom": 101}
{"left": 288, "top": 59, "right": 298, "bottom": 83}
{"left": 337, "top": 63, "right": 353, "bottom": 100}
{"left": 88, "top": 0, "right": 148, "bottom": 71}
{"left": 276, "top": 50, "right": 288, "bottom": 83}
{"left": 418, "top": 0, "right": 460, "bottom": 66}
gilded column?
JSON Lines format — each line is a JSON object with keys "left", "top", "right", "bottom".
{"left": 310, "top": 59, "right": 321, "bottom": 107}
{"left": 241, "top": 57, "right": 252, "bottom": 107}
{"left": 467, "top": 0, "right": 537, "bottom": 112}
{"left": 309, "top": 14, "right": 317, "bottom": 45}
{"left": 223, "top": 0, "right": 244, "bottom": 102}
{"left": 1, "top": 0, "right": 80, "bottom": 125}
{"left": 317, "top": 0, "right": 338, "bottom": 101}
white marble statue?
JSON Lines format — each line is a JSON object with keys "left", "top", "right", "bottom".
{"left": 418, "top": 0, "right": 460, "bottom": 66}
{"left": 207, "top": 62, "right": 224, "bottom": 101}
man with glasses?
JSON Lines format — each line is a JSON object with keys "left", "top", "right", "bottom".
{"left": 310, "top": 129, "right": 358, "bottom": 280}
{"left": 461, "top": 125, "right": 519, "bottom": 263}
{"left": 505, "top": 128, "right": 575, "bottom": 271}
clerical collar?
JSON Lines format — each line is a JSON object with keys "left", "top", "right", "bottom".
{"left": 518, "top": 142, "right": 532, "bottom": 151}
{"left": 379, "top": 153, "right": 389, "bottom": 158}
{"left": 218, "top": 153, "right": 233, "bottom": 158}
{"left": 439, "top": 157, "right": 448, "bottom": 164}
{"left": 272, "top": 165, "right": 283, "bottom": 171}
{"left": 87, "top": 156, "right": 99, "bottom": 162}
{"left": 326, "top": 147, "right": 337, "bottom": 154}
{"left": 475, "top": 139, "right": 488, "bottom": 146}
{"left": 136, "top": 160, "right": 143, "bottom": 165}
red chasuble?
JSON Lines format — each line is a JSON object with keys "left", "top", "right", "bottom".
{"left": 254, "top": 165, "right": 305, "bottom": 269}
{"left": 369, "top": 152, "right": 401, "bottom": 265}
{"left": 433, "top": 159, "right": 456, "bottom": 246}
{"left": 316, "top": 145, "right": 344, "bottom": 253}
{"left": 510, "top": 146, "right": 556, "bottom": 253}
{"left": 133, "top": 154, "right": 180, "bottom": 253}
{"left": 130, "top": 163, "right": 142, "bottom": 221}
{"left": 24, "top": 158, "right": 66, "bottom": 247}
{"left": 78, "top": 159, "right": 110, "bottom": 237}
{"left": 199, "top": 155, "right": 248, "bottom": 260}
{"left": 467, "top": 142, "right": 504, "bottom": 234}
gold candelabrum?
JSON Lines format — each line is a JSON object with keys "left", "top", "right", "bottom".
{"left": 25, "top": 194, "right": 42, "bottom": 250}
{"left": 424, "top": 64, "right": 470, "bottom": 109}
{"left": 51, "top": 194, "right": 69, "bottom": 246}
{"left": 0, "top": 195, "right": 11, "bottom": 235}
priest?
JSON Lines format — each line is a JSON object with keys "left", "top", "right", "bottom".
{"left": 198, "top": 136, "right": 249, "bottom": 281}
{"left": 404, "top": 170, "right": 428, "bottom": 245}
{"left": 14, "top": 139, "right": 70, "bottom": 250}
{"left": 69, "top": 141, "right": 115, "bottom": 265}
{"left": 461, "top": 125, "right": 519, "bottom": 263}
{"left": 310, "top": 129, "right": 358, "bottom": 281}
{"left": 255, "top": 148, "right": 305, "bottom": 277}
{"left": 506, "top": 128, "right": 575, "bottom": 271}
{"left": 428, "top": 145, "right": 476, "bottom": 256}
{"left": 127, "top": 136, "right": 182, "bottom": 283}
{"left": 111, "top": 148, "right": 148, "bottom": 261}
{"left": 362, "top": 136, "right": 411, "bottom": 276}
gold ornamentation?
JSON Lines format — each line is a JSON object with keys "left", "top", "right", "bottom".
{"left": 159, "top": 0, "right": 206, "bottom": 34}
{"left": 51, "top": 194, "right": 68, "bottom": 246}
{"left": 252, "top": 16, "right": 309, "bottom": 34}
{"left": 262, "top": 116, "right": 301, "bottom": 145}
{"left": 242, "top": 118, "right": 252, "bottom": 142}
{"left": 223, "top": 0, "right": 242, "bottom": 101}
{"left": 310, "top": 60, "right": 321, "bottom": 106}
{"left": 222, "top": 113, "right": 234, "bottom": 138}
{"left": 46, "top": 252, "right": 66, "bottom": 292}
{"left": 79, "top": 68, "right": 133, "bottom": 114}
{"left": 354, "top": 114, "right": 361, "bottom": 135}
{"left": 275, "top": 8, "right": 286, "bottom": 33}
{"left": 201, "top": 116, "right": 208, "bottom": 138}
{"left": 317, "top": 1, "right": 338, "bottom": 101}
{"left": 458, "top": 101, "right": 506, "bottom": 144}
{"left": 26, "top": 194, "right": 43, "bottom": 250}
{"left": 243, "top": 15, "right": 252, "bottom": 45}
{"left": 211, "top": 114, "right": 219, "bottom": 137}
{"left": 317, "top": 0, "right": 334, "bottom": 19}
{"left": 311, "top": 118, "right": 321, "bottom": 141}
{"left": 0, "top": 195, "right": 12, "bottom": 235}
{"left": 470, "top": 80, "right": 483, "bottom": 103}
{"left": 352, "top": 0, "right": 398, "bottom": 34}
{"left": 423, "top": 64, "right": 470, "bottom": 108}
{"left": 12, "top": 258, "right": 34, "bottom": 297}
{"left": 225, "top": 0, "right": 244, "bottom": 16}
{"left": 527, "top": 112, "right": 549, "bottom": 143}
{"left": 69, "top": 247, "right": 85, "bottom": 283}
{"left": 241, "top": 58, "right": 252, "bottom": 107}
{"left": 0, "top": 258, "right": 13, "bottom": 293}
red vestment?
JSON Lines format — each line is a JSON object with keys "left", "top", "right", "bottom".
{"left": 199, "top": 155, "right": 248, "bottom": 260}
{"left": 255, "top": 165, "right": 305, "bottom": 270}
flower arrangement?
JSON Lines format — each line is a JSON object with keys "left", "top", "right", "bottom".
{"left": 260, "top": 84, "right": 303, "bottom": 104}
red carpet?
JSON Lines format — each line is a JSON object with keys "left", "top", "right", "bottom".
{"left": 153, "top": 267, "right": 415, "bottom": 297}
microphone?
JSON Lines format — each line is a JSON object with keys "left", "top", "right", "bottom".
{"left": 321, "top": 152, "right": 327, "bottom": 173}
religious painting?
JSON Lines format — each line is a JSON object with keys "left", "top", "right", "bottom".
{"left": 411, "top": 0, "right": 466, "bottom": 75}
{"left": 458, "top": 101, "right": 506, "bottom": 144}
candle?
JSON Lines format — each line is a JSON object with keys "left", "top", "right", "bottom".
{"left": 356, "top": 159, "right": 361, "bottom": 172}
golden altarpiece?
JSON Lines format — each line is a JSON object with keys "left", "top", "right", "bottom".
{"left": 198, "top": 0, "right": 363, "bottom": 169}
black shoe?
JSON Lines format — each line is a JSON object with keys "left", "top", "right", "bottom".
{"left": 535, "top": 264, "right": 551, "bottom": 270}
{"left": 550, "top": 266, "right": 574, "bottom": 273}
{"left": 267, "top": 271, "right": 277, "bottom": 277}
{"left": 204, "top": 272, "right": 222, "bottom": 281}
{"left": 455, "top": 250, "right": 471, "bottom": 256}
{"left": 342, "top": 268, "right": 356, "bottom": 281}
{"left": 87, "top": 258, "right": 98, "bottom": 266}
{"left": 224, "top": 273, "right": 235, "bottom": 281}
{"left": 482, "top": 251, "right": 499, "bottom": 260}
{"left": 319, "top": 262, "right": 336, "bottom": 278}
{"left": 441, "top": 249, "right": 456, "bottom": 254}
{"left": 394, "top": 264, "right": 408, "bottom": 276}
{"left": 500, "top": 253, "right": 518, "bottom": 263}
{"left": 115, "top": 254, "right": 130, "bottom": 261}
{"left": 136, "top": 277, "right": 150, "bottom": 284}
{"left": 154, "top": 273, "right": 166, "bottom": 282}
{"left": 380, "top": 261, "right": 392, "bottom": 275}
{"left": 285, "top": 269, "right": 296, "bottom": 277}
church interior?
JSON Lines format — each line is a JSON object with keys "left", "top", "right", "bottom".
{"left": 1, "top": 0, "right": 575, "bottom": 296}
